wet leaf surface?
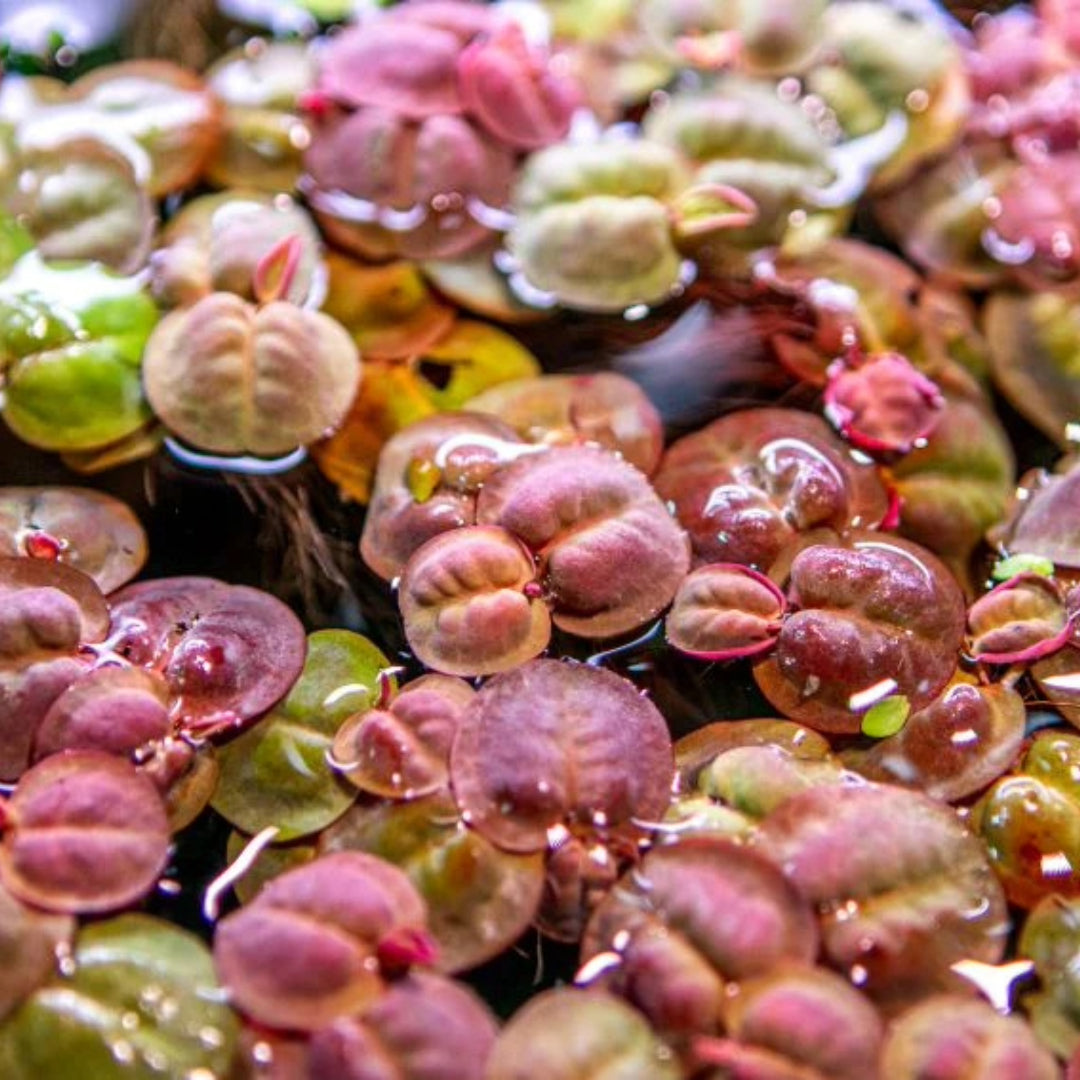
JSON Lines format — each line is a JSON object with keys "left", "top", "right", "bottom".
{"left": 841, "top": 675, "right": 1027, "bottom": 803}
{"left": 107, "top": 576, "right": 307, "bottom": 736}
{"left": 755, "top": 781, "right": 1009, "bottom": 1011}
{"left": 881, "top": 994, "right": 1059, "bottom": 1079}
{"left": 332, "top": 673, "right": 473, "bottom": 800}
{"left": 0, "top": 879, "right": 73, "bottom": 1023}
{"left": 466, "top": 372, "right": 664, "bottom": 476}
{"left": 754, "top": 534, "right": 966, "bottom": 733}
{"left": 211, "top": 629, "right": 390, "bottom": 839}
{"left": 581, "top": 837, "right": 818, "bottom": 1036}
{"left": 0, "top": 487, "right": 147, "bottom": 594}
{"left": 0, "top": 914, "right": 238, "bottom": 1080}
{"left": 694, "top": 964, "right": 885, "bottom": 1080}
{"left": 973, "top": 731, "right": 1080, "bottom": 909}
{"left": 399, "top": 525, "right": 551, "bottom": 676}
{"left": 654, "top": 408, "right": 889, "bottom": 572}
{"left": 359, "top": 412, "right": 526, "bottom": 581}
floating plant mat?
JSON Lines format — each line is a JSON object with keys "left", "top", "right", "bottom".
{"left": 2, "top": 1, "right": 1080, "bottom": 1078}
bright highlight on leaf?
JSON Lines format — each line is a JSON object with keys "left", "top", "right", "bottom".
{"left": 861, "top": 695, "right": 911, "bottom": 739}
{"left": 991, "top": 553, "right": 1056, "bottom": 582}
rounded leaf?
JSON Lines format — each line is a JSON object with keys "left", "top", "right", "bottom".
{"left": 0, "top": 487, "right": 146, "bottom": 594}
{"left": 32, "top": 665, "right": 171, "bottom": 763}
{"left": 968, "top": 573, "right": 1073, "bottom": 665}
{"left": 332, "top": 673, "right": 473, "bottom": 800}
{"left": 451, "top": 659, "right": 674, "bottom": 854}
{"left": 881, "top": 995, "right": 1059, "bottom": 1080}
{"left": 972, "top": 731, "right": 1080, "bottom": 909}
{"left": 666, "top": 563, "right": 786, "bottom": 660}
{"left": 823, "top": 352, "right": 944, "bottom": 457}
{"left": 458, "top": 21, "right": 578, "bottom": 151}
{"left": 399, "top": 525, "right": 551, "bottom": 677}
{"left": 1, "top": 751, "right": 170, "bottom": 914}
{"left": 0, "top": 914, "right": 238, "bottom": 1080}
{"left": 211, "top": 629, "right": 391, "bottom": 839}
{"left": 143, "top": 293, "right": 360, "bottom": 456}
{"left": 695, "top": 965, "right": 884, "bottom": 1080}
{"left": 71, "top": 61, "right": 222, "bottom": 196}
{"left": 213, "top": 851, "right": 431, "bottom": 1031}
{"left": 308, "top": 972, "right": 498, "bottom": 1080}
{"left": 0, "top": 879, "right": 73, "bottom": 1023}
{"left": 581, "top": 838, "right": 819, "bottom": 1035}
{"left": 841, "top": 676, "right": 1027, "bottom": 803}
{"left": 486, "top": 988, "right": 682, "bottom": 1080}
{"left": 477, "top": 444, "right": 690, "bottom": 639}
{"left": 754, "top": 534, "right": 966, "bottom": 733}
{"left": 466, "top": 372, "right": 664, "bottom": 476}
{"left": 359, "top": 412, "right": 526, "bottom": 582}
{"left": 755, "top": 782, "right": 1009, "bottom": 1011}
{"left": 985, "top": 291, "right": 1080, "bottom": 448}
{"left": 107, "top": 576, "right": 307, "bottom": 736}
{"left": 654, "top": 408, "right": 890, "bottom": 571}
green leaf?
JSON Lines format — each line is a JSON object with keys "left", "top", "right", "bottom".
{"left": 210, "top": 629, "right": 395, "bottom": 840}
{"left": 0, "top": 914, "right": 237, "bottom": 1080}
{"left": 861, "top": 695, "right": 911, "bottom": 739}
{"left": 991, "top": 553, "right": 1056, "bottom": 583}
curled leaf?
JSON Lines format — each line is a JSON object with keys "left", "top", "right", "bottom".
{"left": 968, "top": 573, "right": 1073, "bottom": 665}
{"left": 332, "top": 674, "right": 474, "bottom": 800}
{"left": 399, "top": 525, "right": 550, "bottom": 677}
{"left": 665, "top": 562, "right": 786, "bottom": 660}
{"left": 823, "top": 352, "right": 944, "bottom": 457}
{"left": 476, "top": 444, "right": 690, "bottom": 639}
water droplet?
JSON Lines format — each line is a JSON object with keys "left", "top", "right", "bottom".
{"left": 623, "top": 303, "right": 650, "bottom": 322}
{"left": 111, "top": 1040, "right": 136, "bottom": 1066}
{"left": 120, "top": 1011, "right": 140, "bottom": 1032}
{"left": 198, "top": 1026, "right": 225, "bottom": 1050}
{"left": 982, "top": 228, "right": 1035, "bottom": 267}
{"left": 252, "top": 1041, "right": 274, "bottom": 1066}
{"left": 777, "top": 77, "right": 801, "bottom": 103}
{"left": 905, "top": 88, "right": 930, "bottom": 113}
{"left": 850, "top": 964, "right": 869, "bottom": 986}
{"left": 55, "top": 941, "right": 77, "bottom": 977}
